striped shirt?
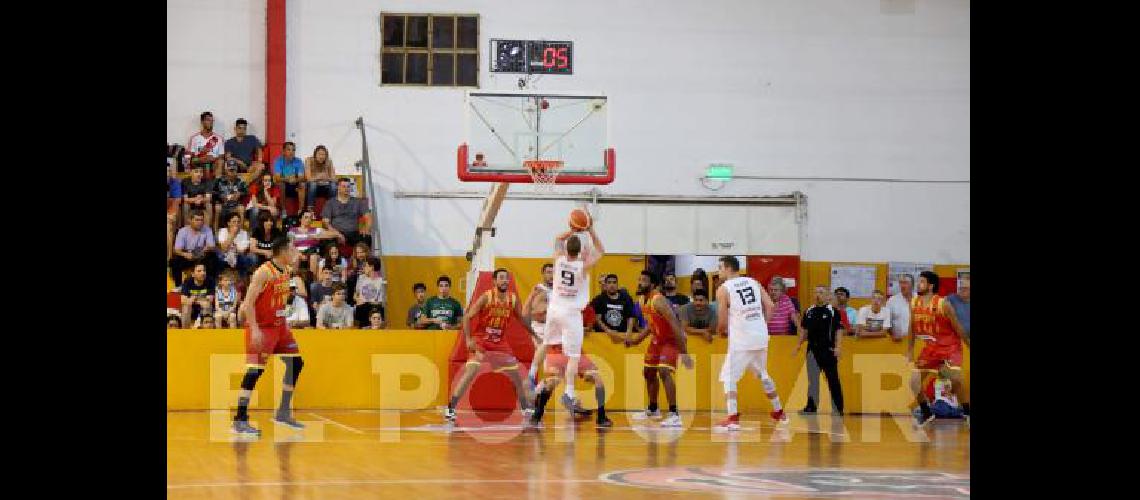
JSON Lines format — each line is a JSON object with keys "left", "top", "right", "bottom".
{"left": 767, "top": 295, "right": 797, "bottom": 334}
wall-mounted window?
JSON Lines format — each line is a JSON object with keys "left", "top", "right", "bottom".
{"left": 381, "top": 13, "right": 479, "bottom": 87}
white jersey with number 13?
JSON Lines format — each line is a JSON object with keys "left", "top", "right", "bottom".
{"left": 723, "top": 276, "right": 770, "bottom": 351}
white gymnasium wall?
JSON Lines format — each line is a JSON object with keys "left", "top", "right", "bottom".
{"left": 167, "top": 0, "right": 267, "bottom": 146}
{"left": 231, "top": 0, "right": 967, "bottom": 262}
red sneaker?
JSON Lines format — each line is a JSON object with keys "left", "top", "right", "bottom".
{"left": 771, "top": 409, "right": 789, "bottom": 425}
{"left": 715, "top": 413, "right": 741, "bottom": 431}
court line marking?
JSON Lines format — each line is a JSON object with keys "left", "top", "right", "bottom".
{"left": 168, "top": 478, "right": 601, "bottom": 489}
{"left": 305, "top": 412, "right": 365, "bottom": 434}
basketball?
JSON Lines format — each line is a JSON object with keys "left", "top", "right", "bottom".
{"left": 568, "top": 208, "right": 592, "bottom": 230}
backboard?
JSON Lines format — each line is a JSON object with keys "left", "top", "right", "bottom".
{"left": 458, "top": 91, "right": 615, "bottom": 184}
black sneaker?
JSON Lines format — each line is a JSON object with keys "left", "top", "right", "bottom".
{"left": 915, "top": 406, "right": 935, "bottom": 428}
{"left": 800, "top": 405, "right": 817, "bottom": 414}
{"left": 273, "top": 413, "right": 305, "bottom": 430}
{"left": 596, "top": 415, "right": 614, "bottom": 428}
{"left": 232, "top": 420, "right": 261, "bottom": 437}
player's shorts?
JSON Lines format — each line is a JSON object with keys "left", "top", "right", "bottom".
{"left": 644, "top": 341, "right": 679, "bottom": 370}
{"left": 475, "top": 328, "right": 515, "bottom": 354}
{"left": 531, "top": 321, "right": 545, "bottom": 345}
{"left": 543, "top": 344, "right": 598, "bottom": 379}
{"left": 916, "top": 344, "right": 964, "bottom": 372}
{"left": 719, "top": 349, "right": 767, "bottom": 384}
{"left": 244, "top": 324, "right": 300, "bottom": 368}
{"left": 468, "top": 350, "right": 520, "bottom": 373}
{"left": 545, "top": 305, "right": 584, "bottom": 356}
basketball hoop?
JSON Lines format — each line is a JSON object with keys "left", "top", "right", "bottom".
{"left": 524, "top": 159, "right": 564, "bottom": 191}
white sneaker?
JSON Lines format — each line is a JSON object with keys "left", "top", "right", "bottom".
{"left": 631, "top": 409, "right": 661, "bottom": 420}
{"left": 521, "top": 408, "right": 535, "bottom": 418}
{"left": 660, "top": 412, "right": 682, "bottom": 427}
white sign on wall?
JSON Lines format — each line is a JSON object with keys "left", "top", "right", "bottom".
{"left": 830, "top": 264, "right": 877, "bottom": 298}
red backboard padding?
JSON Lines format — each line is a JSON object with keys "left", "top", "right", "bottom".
{"left": 747, "top": 255, "right": 801, "bottom": 297}
{"left": 446, "top": 271, "right": 537, "bottom": 411}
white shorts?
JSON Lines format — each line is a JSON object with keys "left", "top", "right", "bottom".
{"left": 719, "top": 349, "right": 768, "bottom": 384}
{"left": 545, "top": 306, "right": 583, "bottom": 356}
{"left": 531, "top": 321, "right": 545, "bottom": 345}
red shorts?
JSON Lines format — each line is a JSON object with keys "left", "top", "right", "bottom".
{"left": 916, "top": 344, "right": 963, "bottom": 372}
{"left": 475, "top": 331, "right": 514, "bottom": 354}
{"left": 467, "top": 349, "right": 520, "bottom": 373}
{"left": 644, "top": 341, "right": 679, "bottom": 370}
{"left": 543, "top": 344, "right": 597, "bottom": 379}
{"left": 244, "top": 324, "right": 300, "bottom": 367}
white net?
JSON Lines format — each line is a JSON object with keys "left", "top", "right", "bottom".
{"left": 525, "top": 159, "right": 563, "bottom": 192}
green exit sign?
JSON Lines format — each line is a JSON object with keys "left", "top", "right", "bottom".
{"left": 706, "top": 163, "right": 734, "bottom": 180}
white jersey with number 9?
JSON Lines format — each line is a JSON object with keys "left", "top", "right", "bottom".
{"left": 549, "top": 256, "right": 588, "bottom": 311}
{"left": 723, "top": 276, "right": 770, "bottom": 351}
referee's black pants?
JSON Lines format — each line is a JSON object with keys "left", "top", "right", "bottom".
{"left": 808, "top": 347, "right": 844, "bottom": 414}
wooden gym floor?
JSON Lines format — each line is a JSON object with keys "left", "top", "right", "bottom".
{"left": 167, "top": 409, "right": 969, "bottom": 499}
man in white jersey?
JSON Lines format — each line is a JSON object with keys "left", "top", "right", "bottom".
{"left": 523, "top": 262, "right": 555, "bottom": 392}
{"left": 545, "top": 223, "right": 605, "bottom": 414}
{"left": 714, "top": 256, "right": 790, "bottom": 430}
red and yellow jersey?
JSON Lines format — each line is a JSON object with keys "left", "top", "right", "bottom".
{"left": 642, "top": 291, "right": 677, "bottom": 346}
{"left": 475, "top": 290, "right": 517, "bottom": 344}
{"left": 910, "top": 295, "right": 958, "bottom": 347}
{"left": 253, "top": 262, "right": 291, "bottom": 327}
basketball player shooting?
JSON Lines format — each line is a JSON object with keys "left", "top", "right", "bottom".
{"left": 547, "top": 209, "right": 605, "bottom": 416}
{"left": 232, "top": 236, "right": 305, "bottom": 437}
{"left": 625, "top": 270, "right": 694, "bottom": 427}
{"left": 907, "top": 271, "right": 970, "bottom": 427}
{"left": 714, "top": 255, "right": 789, "bottom": 430}
{"left": 443, "top": 268, "right": 538, "bottom": 423}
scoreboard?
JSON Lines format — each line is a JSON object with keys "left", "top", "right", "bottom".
{"left": 490, "top": 39, "right": 573, "bottom": 75}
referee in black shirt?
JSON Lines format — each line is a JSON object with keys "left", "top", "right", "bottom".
{"left": 793, "top": 285, "right": 845, "bottom": 415}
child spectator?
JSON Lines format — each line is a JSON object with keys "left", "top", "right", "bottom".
{"left": 317, "top": 285, "right": 355, "bottom": 329}
{"left": 416, "top": 276, "right": 463, "bottom": 330}
{"left": 367, "top": 311, "right": 385, "bottom": 330}
{"left": 353, "top": 256, "right": 387, "bottom": 328}
{"left": 197, "top": 314, "right": 216, "bottom": 329}
{"left": 309, "top": 267, "right": 335, "bottom": 325}
{"left": 407, "top": 283, "right": 427, "bottom": 328}
{"left": 180, "top": 263, "right": 215, "bottom": 328}
{"left": 214, "top": 272, "right": 241, "bottom": 328}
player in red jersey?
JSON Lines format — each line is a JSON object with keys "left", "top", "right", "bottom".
{"left": 443, "top": 268, "right": 539, "bottom": 423}
{"left": 625, "top": 271, "right": 694, "bottom": 427}
{"left": 232, "top": 236, "right": 304, "bottom": 437}
{"left": 907, "top": 271, "right": 970, "bottom": 427}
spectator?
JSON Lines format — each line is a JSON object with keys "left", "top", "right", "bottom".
{"left": 307, "top": 267, "right": 335, "bottom": 326}
{"left": 680, "top": 288, "right": 718, "bottom": 342}
{"left": 316, "top": 284, "right": 355, "bottom": 329}
{"left": 304, "top": 145, "right": 336, "bottom": 209}
{"left": 246, "top": 172, "right": 281, "bottom": 222}
{"left": 167, "top": 165, "right": 182, "bottom": 227}
{"left": 590, "top": 274, "right": 637, "bottom": 341}
{"left": 249, "top": 212, "right": 284, "bottom": 266}
{"left": 185, "top": 111, "right": 225, "bottom": 178}
{"left": 180, "top": 165, "right": 214, "bottom": 229}
{"left": 885, "top": 274, "right": 915, "bottom": 342}
{"left": 170, "top": 210, "right": 217, "bottom": 287}
{"left": 211, "top": 160, "right": 248, "bottom": 230}
{"left": 180, "top": 263, "right": 215, "bottom": 328}
{"left": 321, "top": 177, "right": 372, "bottom": 248}
{"left": 216, "top": 212, "right": 255, "bottom": 279}
{"left": 224, "top": 118, "right": 265, "bottom": 178}
{"left": 946, "top": 275, "right": 970, "bottom": 338}
{"left": 288, "top": 208, "right": 342, "bottom": 269}
{"left": 766, "top": 277, "right": 802, "bottom": 335}
{"left": 855, "top": 290, "right": 892, "bottom": 338}
{"left": 197, "top": 314, "right": 216, "bottom": 329}
{"left": 406, "top": 282, "right": 428, "bottom": 328}
{"left": 353, "top": 256, "right": 387, "bottom": 328}
{"left": 285, "top": 282, "right": 311, "bottom": 329}
{"left": 367, "top": 310, "right": 385, "bottom": 330}
{"left": 214, "top": 272, "right": 240, "bottom": 328}
{"left": 691, "top": 268, "right": 710, "bottom": 297}
{"left": 291, "top": 271, "right": 310, "bottom": 301}
{"left": 345, "top": 242, "right": 371, "bottom": 304}
{"left": 661, "top": 272, "right": 690, "bottom": 310}
{"left": 272, "top": 141, "right": 307, "bottom": 215}
{"left": 167, "top": 315, "right": 182, "bottom": 329}
{"left": 834, "top": 287, "right": 858, "bottom": 334}
{"left": 416, "top": 276, "right": 463, "bottom": 330}
{"left": 794, "top": 285, "right": 846, "bottom": 415}
{"left": 313, "top": 243, "right": 348, "bottom": 285}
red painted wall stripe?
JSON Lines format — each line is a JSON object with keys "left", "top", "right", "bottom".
{"left": 266, "top": 0, "right": 286, "bottom": 164}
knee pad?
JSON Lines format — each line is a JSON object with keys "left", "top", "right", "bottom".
{"left": 761, "top": 376, "right": 776, "bottom": 393}
{"left": 240, "top": 367, "right": 265, "bottom": 391}
{"left": 282, "top": 357, "right": 304, "bottom": 386}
